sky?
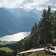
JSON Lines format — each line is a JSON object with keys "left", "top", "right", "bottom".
{"left": 0, "top": 0, "right": 56, "bottom": 10}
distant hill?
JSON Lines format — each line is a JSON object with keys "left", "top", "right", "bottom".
{"left": 0, "top": 41, "right": 17, "bottom": 45}
{"left": 0, "top": 8, "right": 42, "bottom": 36}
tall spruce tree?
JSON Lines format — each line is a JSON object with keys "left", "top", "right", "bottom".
{"left": 39, "top": 6, "right": 53, "bottom": 45}
{"left": 31, "top": 22, "right": 38, "bottom": 48}
{"left": 41, "top": 7, "right": 52, "bottom": 44}
{"left": 52, "top": 11, "right": 56, "bottom": 39}
{"left": 31, "top": 6, "right": 53, "bottom": 47}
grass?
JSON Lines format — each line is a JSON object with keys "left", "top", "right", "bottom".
{"left": 0, "top": 47, "right": 13, "bottom": 53}
{"left": 28, "top": 51, "right": 53, "bottom": 56}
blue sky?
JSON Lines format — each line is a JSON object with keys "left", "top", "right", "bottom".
{"left": 0, "top": 0, "right": 56, "bottom": 10}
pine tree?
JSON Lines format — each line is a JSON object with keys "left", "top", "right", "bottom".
{"left": 39, "top": 6, "right": 53, "bottom": 45}
{"left": 31, "top": 6, "right": 53, "bottom": 47}
{"left": 31, "top": 22, "right": 38, "bottom": 48}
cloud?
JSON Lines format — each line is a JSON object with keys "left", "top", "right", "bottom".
{"left": 0, "top": 0, "right": 56, "bottom": 10}
{"left": 0, "top": 0, "right": 24, "bottom": 8}
{"left": 0, "top": 32, "right": 30, "bottom": 41}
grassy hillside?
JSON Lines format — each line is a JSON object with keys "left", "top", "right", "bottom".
{"left": 28, "top": 51, "right": 53, "bottom": 56}
{"left": 0, "top": 47, "right": 13, "bottom": 52}
{"left": 0, "top": 47, "right": 14, "bottom": 56}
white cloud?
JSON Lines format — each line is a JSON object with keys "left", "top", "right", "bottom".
{"left": 0, "top": 0, "right": 56, "bottom": 10}
{"left": 0, "top": 32, "right": 30, "bottom": 41}
{"left": 0, "top": 0, "right": 24, "bottom": 8}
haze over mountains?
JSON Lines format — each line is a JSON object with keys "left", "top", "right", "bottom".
{"left": 0, "top": 8, "right": 42, "bottom": 36}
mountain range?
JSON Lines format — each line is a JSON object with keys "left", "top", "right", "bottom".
{"left": 0, "top": 8, "right": 42, "bottom": 36}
